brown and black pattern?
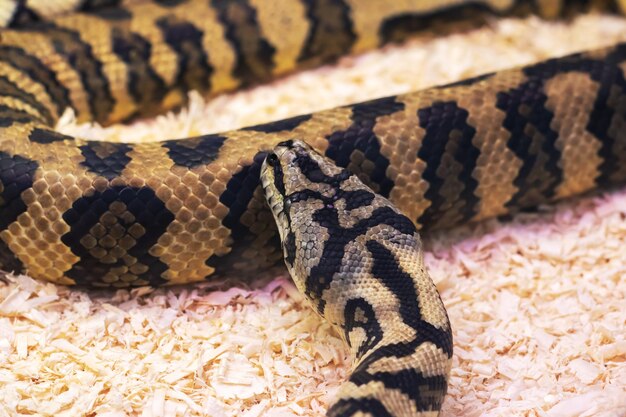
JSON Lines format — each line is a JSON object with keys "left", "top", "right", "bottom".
{"left": 156, "top": 15, "right": 213, "bottom": 94}
{"left": 110, "top": 27, "right": 168, "bottom": 118}
{"left": 416, "top": 101, "right": 481, "bottom": 229}
{"left": 297, "top": 0, "right": 355, "bottom": 66}
{"left": 61, "top": 185, "right": 175, "bottom": 287}
{"left": 325, "top": 97, "right": 405, "bottom": 197}
{"left": 212, "top": 0, "right": 276, "bottom": 85}
{"left": 1, "top": 1, "right": 626, "bottom": 416}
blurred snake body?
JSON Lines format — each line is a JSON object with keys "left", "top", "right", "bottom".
{"left": 1, "top": 1, "right": 626, "bottom": 416}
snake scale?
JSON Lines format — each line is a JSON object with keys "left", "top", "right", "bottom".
{"left": 1, "top": 0, "right": 625, "bottom": 416}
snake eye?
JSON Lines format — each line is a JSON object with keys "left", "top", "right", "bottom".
{"left": 267, "top": 153, "right": 279, "bottom": 167}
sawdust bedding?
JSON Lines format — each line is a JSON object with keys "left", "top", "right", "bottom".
{"left": 0, "top": 12, "right": 625, "bottom": 417}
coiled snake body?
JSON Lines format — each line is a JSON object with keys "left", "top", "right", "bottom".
{"left": 0, "top": 1, "right": 625, "bottom": 415}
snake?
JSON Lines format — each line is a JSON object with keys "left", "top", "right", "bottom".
{"left": 0, "top": 0, "right": 626, "bottom": 416}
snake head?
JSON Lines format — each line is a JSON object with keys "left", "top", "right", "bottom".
{"left": 261, "top": 139, "right": 347, "bottom": 231}
{"left": 260, "top": 139, "right": 350, "bottom": 281}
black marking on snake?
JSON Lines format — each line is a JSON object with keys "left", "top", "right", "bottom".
{"left": 154, "top": 0, "right": 188, "bottom": 6}
{"left": 348, "top": 365, "right": 448, "bottom": 412}
{"left": 329, "top": 240, "right": 453, "bottom": 412}
{"left": 580, "top": 45, "right": 626, "bottom": 186}
{"left": 343, "top": 297, "right": 383, "bottom": 359}
{"left": 328, "top": 397, "right": 394, "bottom": 417}
{"left": 325, "top": 96, "right": 404, "bottom": 197}
{"left": 0, "top": 46, "right": 71, "bottom": 117}
{"left": 29, "top": 128, "right": 73, "bottom": 144}
{"left": 284, "top": 177, "right": 375, "bottom": 209}
{"left": 365, "top": 240, "right": 453, "bottom": 357}
{"left": 111, "top": 28, "right": 167, "bottom": 118}
{"left": 0, "top": 105, "right": 39, "bottom": 126}
{"left": 498, "top": 50, "right": 626, "bottom": 208}
{"left": 217, "top": 153, "right": 265, "bottom": 241}
{"left": 79, "top": 142, "right": 132, "bottom": 180}
{"left": 4, "top": 2, "right": 39, "bottom": 27}
{"left": 0, "top": 238, "right": 23, "bottom": 274}
{"left": 287, "top": 152, "right": 374, "bottom": 210}
{"left": 0, "top": 75, "right": 53, "bottom": 124}
{"left": 206, "top": 152, "right": 283, "bottom": 276}
{"left": 0, "top": 152, "right": 39, "bottom": 231}
{"left": 497, "top": 71, "right": 563, "bottom": 209}
{"left": 306, "top": 204, "right": 416, "bottom": 313}
{"left": 0, "top": 152, "right": 38, "bottom": 275}
{"left": 90, "top": 6, "right": 132, "bottom": 20}
{"left": 379, "top": 3, "right": 503, "bottom": 45}
{"left": 272, "top": 157, "right": 287, "bottom": 197}
{"left": 298, "top": 0, "right": 356, "bottom": 67}
{"left": 344, "top": 189, "right": 375, "bottom": 210}
{"left": 242, "top": 114, "right": 312, "bottom": 133}
{"left": 284, "top": 231, "right": 296, "bottom": 266}
{"left": 156, "top": 16, "right": 213, "bottom": 96}
{"left": 39, "top": 23, "right": 114, "bottom": 124}
{"left": 212, "top": 0, "right": 276, "bottom": 85}
{"left": 61, "top": 186, "right": 174, "bottom": 287}
{"left": 416, "top": 101, "right": 480, "bottom": 229}
{"left": 286, "top": 189, "right": 325, "bottom": 205}
{"left": 79, "top": 0, "right": 124, "bottom": 11}
{"left": 163, "top": 134, "right": 226, "bottom": 168}
{"left": 291, "top": 151, "right": 351, "bottom": 186}
{"left": 442, "top": 72, "right": 495, "bottom": 88}
{"left": 294, "top": 154, "right": 329, "bottom": 183}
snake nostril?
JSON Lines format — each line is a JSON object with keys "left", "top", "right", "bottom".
{"left": 266, "top": 153, "right": 279, "bottom": 167}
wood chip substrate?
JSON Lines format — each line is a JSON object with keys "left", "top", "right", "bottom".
{"left": 1, "top": 12, "right": 625, "bottom": 417}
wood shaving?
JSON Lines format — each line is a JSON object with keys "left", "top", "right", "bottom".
{"left": 1, "top": 12, "right": 625, "bottom": 417}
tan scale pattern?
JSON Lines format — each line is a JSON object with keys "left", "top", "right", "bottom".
{"left": 250, "top": 0, "right": 310, "bottom": 74}
{"left": 446, "top": 72, "right": 528, "bottom": 222}
{"left": 0, "top": 29, "right": 93, "bottom": 121}
{"left": 375, "top": 104, "right": 431, "bottom": 226}
{"left": 165, "top": 1, "right": 241, "bottom": 93}
{"left": 53, "top": 13, "right": 138, "bottom": 123}
{"left": 335, "top": 381, "right": 438, "bottom": 417}
{"left": 391, "top": 239, "right": 449, "bottom": 331}
{"left": 545, "top": 72, "right": 604, "bottom": 197}
{"left": 0, "top": 96, "right": 45, "bottom": 120}
{"left": 0, "top": 123, "right": 99, "bottom": 284}
{"left": 377, "top": 73, "right": 528, "bottom": 228}
{"left": 0, "top": 62, "right": 61, "bottom": 122}
{"left": 124, "top": 3, "right": 192, "bottom": 108}
{"left": 365, "top": 342, "right": 450, "bottom": 378}
{"left": 346, "top": 0, "right": 516, "bottom": 52}
{"left": 117, "top": 142, "right": 211, "bottom": 285}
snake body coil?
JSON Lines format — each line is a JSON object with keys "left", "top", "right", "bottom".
{"left": 1, "top": 1, "right": 626, "bottom": 415}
